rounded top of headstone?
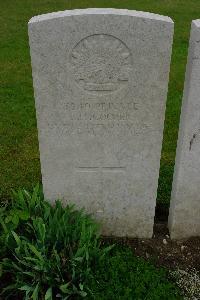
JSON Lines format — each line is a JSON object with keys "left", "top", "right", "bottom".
{"left": 29, "top": 8, "right": 173, "bottom": 25}
{"left": 192, "top": 19, "right": 200, "bottom": 28}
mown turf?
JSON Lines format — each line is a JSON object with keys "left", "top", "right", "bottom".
{"left": 86, "top": 247, "right": 182, "bottom": 299}
{"left": 1, "top": 0, "right": 200, "bottom": 203}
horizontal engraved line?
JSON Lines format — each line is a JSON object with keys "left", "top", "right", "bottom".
{"left": 84, "top": 83, "right": 117, "bottom": 91}
{"left": 102, "top": 167, "right": 126, "bottom": 171}
{"left": 76, "top": 167, "right": 99, "bottom": 172}
{"left": 75, "top": 166, "right": 126, "bottom": 172}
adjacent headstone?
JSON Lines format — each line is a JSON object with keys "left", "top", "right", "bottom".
{"left": 28, "top": 8, "right": 173, "bottom": 238}
{"left": 169, "top": 20, "right": 200, "bottom": 239}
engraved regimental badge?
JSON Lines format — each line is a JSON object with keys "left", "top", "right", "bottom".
{"left": 70, "top": 34, "right": 132, "bottom": 94}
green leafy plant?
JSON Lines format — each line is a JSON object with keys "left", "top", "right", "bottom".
{"left": 0, "top": 185, "right": 182, "bottom": 299}
{"left": 0, "top": 185, "right": 113, "bottom": 299}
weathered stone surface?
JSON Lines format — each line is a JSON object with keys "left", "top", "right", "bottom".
{"left": 169, "top": 20, "right": 200, "bottom": 239}
{"left": 28, "top": 8, "right": 173, "bottom": 238}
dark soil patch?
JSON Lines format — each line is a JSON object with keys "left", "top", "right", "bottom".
{"left": 102, "top": 222, "right": 200, "bottom": 271}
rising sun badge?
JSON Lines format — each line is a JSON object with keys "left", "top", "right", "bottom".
{"left": 70, "top": 34, "right": 132, "bottom": 94}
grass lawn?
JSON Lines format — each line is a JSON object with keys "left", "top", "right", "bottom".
{"left": 1, "top": 0, "right": 200, "bottom": 204}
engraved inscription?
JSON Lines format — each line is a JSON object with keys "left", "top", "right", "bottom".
{"left": 65, "top": 101, "right": 137, "bottom": 122}
{"left": 70, "top": 34, "right": 132, "bottom": 94}
{"left": 48, "top": 99, "right": 151, "bottom": 137}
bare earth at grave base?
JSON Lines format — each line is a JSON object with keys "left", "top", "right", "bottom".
{"left": 103, "top": 223, "right": 200, "bottom": 272}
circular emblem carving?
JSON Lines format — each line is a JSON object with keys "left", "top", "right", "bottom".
{"left": 70, "top": 34, "right": 132, "bottom": 94}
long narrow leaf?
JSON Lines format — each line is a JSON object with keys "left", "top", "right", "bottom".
{"left": 28, "top": 244, "right": 43, "bottom": 261}
{"left": 45, "top": 287, "right": 52, "bottom": 300}
{"left": 11, "top": 231, "right": 21, "bottom": 247}
{"left": 32, "top": 282, "right": 39, "bottom": 300}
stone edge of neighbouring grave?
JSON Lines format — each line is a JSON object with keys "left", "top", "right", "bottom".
{"left": 168, "top": 19, "right": 200, "bottom": 239}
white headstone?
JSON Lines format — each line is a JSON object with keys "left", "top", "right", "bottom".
{"left": 28, "top": 8, "right": 173, "bottom": 238}
{"left": 169, "top": 20, "right": 200, "bottom": 239}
